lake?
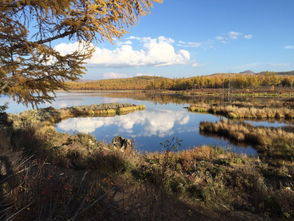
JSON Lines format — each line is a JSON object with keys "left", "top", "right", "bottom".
{"left": 1, "top": 91, "right": 262, "bottom": 155}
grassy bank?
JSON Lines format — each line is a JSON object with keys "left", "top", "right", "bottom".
{"left": 10, "top": 103, "right": 146, "bottom": 126}
{"left": 200, "top": 120, "right": 294, "bottom": 166}
{"left": 189, "top": 103, "right": 294, "bottom": 120}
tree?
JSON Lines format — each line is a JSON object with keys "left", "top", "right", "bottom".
{"left": 0, "top": 0, "right": 161, "bottom": 106}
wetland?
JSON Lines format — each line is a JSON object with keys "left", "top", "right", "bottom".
{"left": 1, "top": 90, "right": 293, "bottom": 220}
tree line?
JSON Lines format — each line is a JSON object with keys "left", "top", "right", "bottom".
{"left": 66, "top": 72, "right": 294, "bottom": 90}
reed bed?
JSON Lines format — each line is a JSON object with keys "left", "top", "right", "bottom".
{"left": 189, "top": 104, "right": 294, "bottom": 120}
{"left": 200, "top": 120, "right": 294, "bottom": 166}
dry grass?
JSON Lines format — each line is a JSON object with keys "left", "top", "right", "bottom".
{"left": 189, "top": 104, "right": 294, "bottom": 120}
{"left": 9, "top": 103, "right": 145, "bottom": 126}
{"left": 200, "top": 120, "right": 294, "bottom": 166}
{"left": 133, "top": 146, "right": 294, "bottom": 219}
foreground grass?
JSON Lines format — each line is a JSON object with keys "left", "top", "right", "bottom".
{"left": 1, "top": 105, "right": 293, "bottom": 220}
{"left": 139, "top": 147, "right": 294, "bottom": 219}
{"left": 2, "top": 127, "right": 293, "bottom": 220}
{"left": 0, "top": 127, "right": 228, "bottom": 220}
{"left": 2, "top": 135, "right": 293, "bottom": 220}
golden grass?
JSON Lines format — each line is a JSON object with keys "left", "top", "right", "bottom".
{"left": 200, "top": 120, "right": 294, "bottom": 145}
{"left": 189, "top": 103, "right": 294, "bottom": 120}
{"left": 9, "top": 103, "right": 146, "bottom": 127}
{"left": 134, "top": 146, "right": 294, "bottom": 219}
{"left": 200, "top": 120, "right": 294, "bottom": 166}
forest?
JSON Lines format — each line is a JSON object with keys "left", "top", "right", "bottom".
{"left": 66, "top": 72, "right": 294, "bottom": 91}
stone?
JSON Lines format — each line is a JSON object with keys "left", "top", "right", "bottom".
{"left": 112, "top": 136, "right": 134, "bottom": 151}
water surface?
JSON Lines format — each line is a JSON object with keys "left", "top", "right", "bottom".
{"left": 245, "top": 120, "right": 288, "bottom": 128}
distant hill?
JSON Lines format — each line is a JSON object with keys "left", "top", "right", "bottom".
{"left": 239, "top": 70, "right": 255, "bottom": 74}
{"left": 66, "top": 71, "right": 294, "bottom": 90}
{"left": 66, "top": 75, "right": 170, "bottom": 90}
{"left": 215, "top": 70, "right": 294, "bottom": 76}
{"left": 274, "top": 71, "right": 294, "bottom": 76}
{"left": 257, "top": 70, "right": 294, "bottom": 76}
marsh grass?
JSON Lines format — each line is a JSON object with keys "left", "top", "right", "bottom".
{"left": 199, "top": 120, "right": 294, "bottom": 166}
{"left": 189, "top": 104, "right": 294, "bottom": 120}
{"left": 9, "top": 103, "right": 146, "bottom": 127}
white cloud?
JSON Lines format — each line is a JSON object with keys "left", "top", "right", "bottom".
{"left": 269, "top": 63, "right": 291, "bottom": 67}
{"left": 244, "top": 34, "right": 253, "bottom": 39}
{"left": 229, "top": 31, "right": 241, "bottom": 39}
{"left": 55, "top": 37, "right": 190, "bottom": 67}
{"left": 54, "top": 41, "right": 90, "bottom": 55}
{"left": 129, "top": 36, "right": 175, "bottom": 44}
{"left": 215, "top": 36, "right": 226, "bottom": 43}
{"left": 215, "top": 32, "right": 253, "bottom": 42}
{"left": 116, "top": 40, "right": 133, "bottom": 46}
{"left": 235, "top": 62, "right": 293, "bottom": 71}
{"left": 135, "top": 73, "right": 145, "bottom": 76}
{"left": 177, "top": 40, "right": 202, "bottom": 48}
{"left": 232, "top": 32, "right": 253, "bottom": 40}
{"left": 192, "top": 62, "right": 198, "bottom": 67}
{"left": 285, "top": 45, "right": 294, "bottom": 49}
{"left": 216, "top": 36, "right": 224, "bottom": 41}
{"left": 101, "top": 72, "right": 129, "bottom": 79}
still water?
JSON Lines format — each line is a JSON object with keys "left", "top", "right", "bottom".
{"left": 2, "top": 92, "right": 258, "bottom": 155}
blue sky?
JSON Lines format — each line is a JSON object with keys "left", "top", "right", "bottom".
{"left": 54, "top": 0, "right": 294, "bottom": 79}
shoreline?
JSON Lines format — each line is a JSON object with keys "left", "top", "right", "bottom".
{"left": 58, "top": 87, "right": 294, "bottom": 98}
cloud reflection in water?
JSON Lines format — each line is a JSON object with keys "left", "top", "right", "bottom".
{"left": 57, "top": 109, "right": 190, "bottom": 138}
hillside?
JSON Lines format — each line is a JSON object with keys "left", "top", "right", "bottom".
{"left": 274, "top": 70, "right": 294, "bottom": 75}
{"left": 66, "top": 76, "right": 169, "bottom": 90}
{"left": 66, "top": 72, "right": 294, "bottom": 90}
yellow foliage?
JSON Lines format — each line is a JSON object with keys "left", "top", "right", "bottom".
{"left": 66, "top": 73, "right": 294, "bottom": 90}
{"left": 0, "top": 0, "right": 161, "bottom": 105}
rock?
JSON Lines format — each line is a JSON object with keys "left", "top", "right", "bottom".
{"left": 112, "top": 136, "right": 134, "bottom": 151}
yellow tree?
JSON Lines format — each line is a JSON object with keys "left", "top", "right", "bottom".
{"left": 0, "top": 0, "right": 161, "bottom": 105}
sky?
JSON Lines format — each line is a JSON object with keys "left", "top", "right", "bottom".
{"left": 54, "top": 0, "right": 294, "bottom": 80}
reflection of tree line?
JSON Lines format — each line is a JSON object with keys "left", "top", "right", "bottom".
{"left": 101, "top": 92, "right": 221, "bottom": 104}
{"left": 99, "top": 91, "right": 292, "bottom": 108}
